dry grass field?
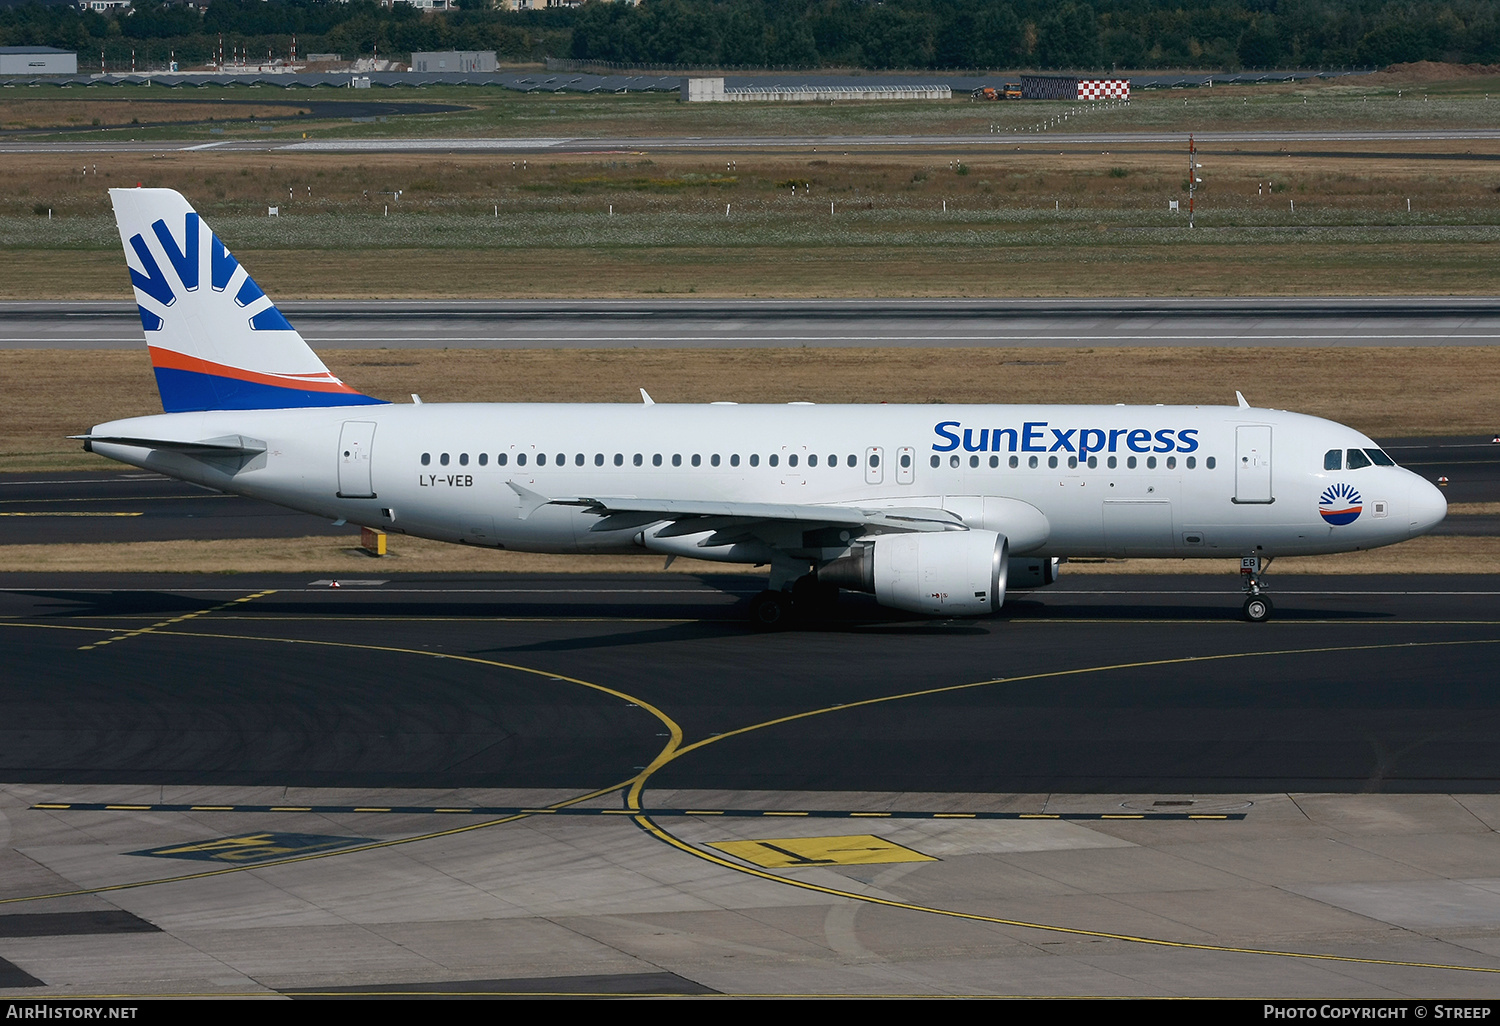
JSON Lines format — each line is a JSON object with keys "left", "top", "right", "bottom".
{"left": 5, "top": 345, "right": 1493, "bottom": 472}
{"left": 3, "top": 137, "right": 1496, "bottom": 300}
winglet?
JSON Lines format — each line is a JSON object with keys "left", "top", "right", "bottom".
{"left": 640, "top": 388, "right": 655, "bottom": 405}
{"left": 1235, "top": 390, "right": 1250, "bottom": 409}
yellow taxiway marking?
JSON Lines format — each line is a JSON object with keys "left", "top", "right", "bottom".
{"left": 0, "top": 511, "right": 143, "bottom": 517}
{"left": 7, "top": 617, "right": 1500, "bottom": 976}
{"left": 77, "top": 589, "right": 278, "bottom": 651}
{"left": 0, "top": 494, "right": 228, "bottom": 505}
{"left": 626, "top": 634, "right": 1500, "bottom": 977}
{"left": 711, "top": 835, "right": 937, "bottom": 869}
{"left": 2, "top": 627, "right": 682, "bottom": 908}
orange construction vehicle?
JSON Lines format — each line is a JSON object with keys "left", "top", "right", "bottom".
{"left": 971, "top": 83, "right": 1022, "bottom": 100}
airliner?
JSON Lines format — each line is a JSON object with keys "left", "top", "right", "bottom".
{"left": 78, "top": 189, "right": 1447, "bottom": 626}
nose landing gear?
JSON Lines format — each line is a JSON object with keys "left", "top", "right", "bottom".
{"left": 1240, "top": 554, "right": 1273, "bottom": 622}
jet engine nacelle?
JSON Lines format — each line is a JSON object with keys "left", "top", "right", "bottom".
{"left": 822, "top": 530, "right": 1008, "bottom": 616}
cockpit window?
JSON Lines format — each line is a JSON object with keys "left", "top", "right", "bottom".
{"left": 1346, "top": 448, "right": 1372, "bottom": 470}
{"left": 1365, "top": 448, "right": 1396, "bottom": 467}
{"left": 1324, "top": 449, "right": 1342, "bottom": 471}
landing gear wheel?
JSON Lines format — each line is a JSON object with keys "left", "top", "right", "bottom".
{"left": 1243, "top": 595, "right": 1273, "bottom": 623}
{"left": 748, "top": 590, "right": 796, "bottom": 631}
{"left": 791, "top": 576, "right": 839, "bottom": 619}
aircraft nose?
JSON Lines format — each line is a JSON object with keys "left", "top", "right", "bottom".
{"left": 1408, "top": 475, "right": 1447, "bottom": 537}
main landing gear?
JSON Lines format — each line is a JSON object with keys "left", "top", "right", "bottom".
{"left": 747, "top": 575, "right": 840, "bottom": 631}
{"left": 1240, "top": 554, "right": 1273, "bottom": 623}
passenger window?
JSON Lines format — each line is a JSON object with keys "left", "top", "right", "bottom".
{"left": 575, "top": 453, "right": 584, "bottom": 466}
{"left": 517, "top": 453, "right": 527, "bottom": 466}
{"left": 633, "top": 453, "right": 643, "bottom": 466}
{"left": 950, "top": 455, "right": 960, "bottom": 468}
{"left": 1186, "top": 456, "right": 1196, "bottom": 469}
{"left": 421, "top": 453, "right": 431, "bottom": 466}
{"left": 1346, "top": 449, "right": 1372, "bottom": 470}
{"left": 595, "top": 454, "right": 604, "bottom": 466}
{"left": 497, "top": 453, "right": 508, "bottom": 466}
{"left": 828, "top": 454, "right": 837, "bottom": 466}
{"left": 847, "top": 455, "right": 857, "bottom": 468}
{"left": 898, "top": 453, "right": 909, "bottom": 469}
{"left": 614, "top": 453, "right": 623, "bottom": 466}
{"left": 969, "top": 455, "right": 979, "bottom": 468}
{"left": 1325, "top": 449, "right": 1343, "bottom": 471}
{"left": 479, "top": 453, "right": 488, "bottom": 466}
{"left": 1366, "top": 448, "right": 1396, "bottom": 467}
{"left": 1107, "top": 456, "right": 1116, "bottom": 469}
{"left": 711, "top": 454, "right": 721, "bottom": 467}
{"left": 788, "top": 454, "right": 798, "bottom": 467}
{"left": 440, "top": 453, "right": 450, "bottom": 466}
{"left": 809, "top": 454, "right": 818, "bottom": 467}
{"left": 1048, "top": 456, "right": 1058, "bottom": 469}
{"left": 1207, "top": 456, "right": 1216, "bottom": 469}
{"left": 1147, "top": 456, "right": 1157, "bottom": 469}
{"left": 1127, "top": 456, "right": 1137, "bottom": 469}
{"left": 458, "top": 453, "right": 469, "bottom": 466}
{"left": 990, "top": 455, "right": 999, "bottom": 468}
{"left": 1009, "top": 456, "right": 1019, "bottom": 468}
{"left": 537, "top": 453, "right": 547, "bottom": 466}
{"left": 556, "top": 453, "right": 565, "bottom": 466}
{"left": 653, "top": 454, "right": 663, "bottom": 467}
{"left": 671, "top": 454, "right": 681, "bottom": 467}
{"left": 931, "top": 455, "right": 941, "bottom": 468}
{"left": 769, "top": 454, "right": 779, "bottom": 467}
{"left": 730, "top": 454, "right": 739, "bottom": 467}
{"left": 1067, "top": 456, "right": 1077, "bottom": 469}
{"left": 692, "top": 454, "right": 701, "bottom": 467}
{"left": 1028, "top": 456, "right": 1039, "bottom": 468}
{"left": 1087, "top": 456, "right": 1097, "bottom": 469}
{"left": 869, "top": 454, "right": 879, "bottom": 467}
{"left": 749, "top": 454, "right": 759, "bottom": 467}
{"left": 1166, "top": 456, "right": 1176, "bottom": 469}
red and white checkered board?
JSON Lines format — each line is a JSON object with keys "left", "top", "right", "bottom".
{"left": 1077, "top": 80, "right": 1130, "bottom": 100}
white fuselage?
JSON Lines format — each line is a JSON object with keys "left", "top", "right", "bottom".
{"left": 88, "top": 402, "right": 1447, "bottom": 563}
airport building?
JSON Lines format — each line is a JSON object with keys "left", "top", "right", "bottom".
{"left": 0, "top": 46, "right": 78, "bottom": 75}
{"left": 409, "top": 50, "right": 497, "bottom": 73}
{"left": 682, "top": 77, "right": 950, "bottom": 102}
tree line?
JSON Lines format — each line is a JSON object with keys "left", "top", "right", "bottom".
{"left": 2, "top": 0, "right": 1497, "bottom": 72}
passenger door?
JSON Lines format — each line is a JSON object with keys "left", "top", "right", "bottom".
{"left": 337, "top": 421, "right": 377, "bottom": 498}
{"left": 1234, "top": 425, "right": 1273, "bottom": 504}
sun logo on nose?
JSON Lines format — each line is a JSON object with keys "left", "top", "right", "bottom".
{"left": 1318, "top": 482, "right": 1363, "bottom": 526}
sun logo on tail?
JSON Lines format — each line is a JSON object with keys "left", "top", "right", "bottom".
{"left": 1318, "top": 482, "right": 1363, "bottom": 526}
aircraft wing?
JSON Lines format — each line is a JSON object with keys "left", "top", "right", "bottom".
{"left": 568, "top": 495, "right": 966, "bottom": 534}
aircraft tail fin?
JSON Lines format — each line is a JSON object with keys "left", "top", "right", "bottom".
{"left": 109, "top": 188, "right": 384, "bottom": 413}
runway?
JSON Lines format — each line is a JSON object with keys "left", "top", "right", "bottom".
{"left": 8, "top": 128, "right": 1500, "bottom": 156}
{"left": 7, "top": 298, "right": 1500, "bottom": 350}
{"left": 2, "top": 571, "right": 1500, "bottom": 996}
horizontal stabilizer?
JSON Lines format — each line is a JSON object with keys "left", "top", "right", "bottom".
{"left": 74, "top": 433, "right": 267, "bottom": 456}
